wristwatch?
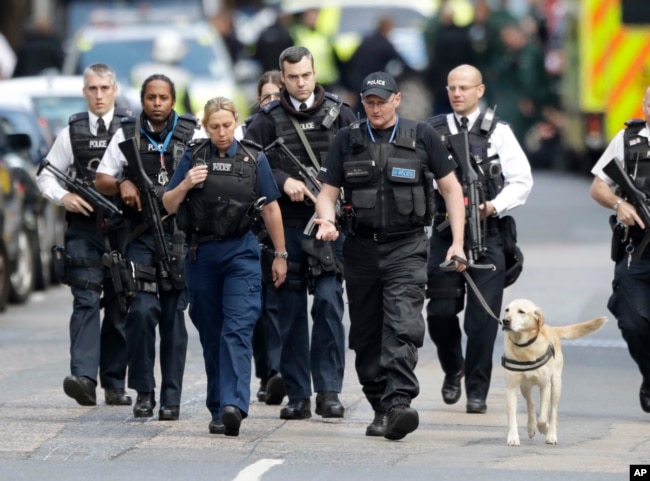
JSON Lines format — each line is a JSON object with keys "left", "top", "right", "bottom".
{"left": 273, "top": 251, "right": 289, "bottom": 259}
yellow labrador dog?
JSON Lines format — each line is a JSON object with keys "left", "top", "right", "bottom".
{"left": 501, "top": 299, "right": 606, "bottom": 446}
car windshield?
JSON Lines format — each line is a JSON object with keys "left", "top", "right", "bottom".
{"left": 79, "top": 40, "right": 223, "bottom": 80}
{"left": 31, "top": 97, "right": 89, "bottom": 137}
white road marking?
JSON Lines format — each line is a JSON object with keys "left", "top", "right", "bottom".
{"left": 232, "top": 459, "right": 284, "bottom": 481}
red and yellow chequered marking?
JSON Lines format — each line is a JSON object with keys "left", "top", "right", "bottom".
{"left": 581, "top": 0, "right": 650, "bottom": 139}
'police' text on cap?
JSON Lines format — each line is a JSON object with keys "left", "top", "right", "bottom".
{"left": 360, "top": 71, "right": 399, "bottom": 100}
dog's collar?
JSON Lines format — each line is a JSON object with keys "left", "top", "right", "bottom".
{"left": 501, "top": 343, "right": 556, "bottom": 372}
{"left": 511, "top": 335, "right": 538, "bottom": 348}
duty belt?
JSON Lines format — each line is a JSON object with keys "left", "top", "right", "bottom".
{"left": 353, "top": 227, "right": 424, "bottom": 244}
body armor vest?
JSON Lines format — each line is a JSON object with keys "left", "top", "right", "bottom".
{"left": 623, "top": 119, "right": 650, "bottom": 194}
{"left": 342, "top": 118, "right": 434, "bottom": 233}
{"left": 67, "top": 108, "right": 131, "bottom": 225}
{"left": 69, "top": 108, "right": 131, "bottom": 180}
{"left": 177, "top": 139, "right": 259, "bottom": 239}
{"left": 428, "top": 112, "right": 504, "bottom": 210}
{"left": 121, "top": 114, "right": 197, "bottom": 221}
{"left": 266, "top": 95, "right": 340, "bottom": 175}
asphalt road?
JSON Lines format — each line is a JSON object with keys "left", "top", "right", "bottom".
{"left": 0, "top": 171, "right": 648, "bottom": 481}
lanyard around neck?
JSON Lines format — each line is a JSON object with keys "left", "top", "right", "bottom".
{"left": 366, "top": 115, "right": 399, "bottom": 144}
{"left": 141, "top": 113, "right": 179, "bottom": 161}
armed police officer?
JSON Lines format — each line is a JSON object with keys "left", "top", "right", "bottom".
{"left": 245, "top": 46, "right": 356, "bottom": 420}
{"left": 95, "top": 74, "right": 200, "bottom": 421}
{"left": 315, "top": 71, "right": 467, "bottom": 441}
{"left": 36, "top": 63, "right": 132, "bottom": 407}
{"left": 590, "top": 85, "right": 650, "bottom": 414}
{"left": 163, "top": 96, "right": 287, "bottom": 436}
{"left": 426, "top": 64, "right": 533, "bottom": 414}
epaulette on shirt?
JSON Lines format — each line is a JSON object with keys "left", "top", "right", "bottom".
{"left": 260, "top": 98, "right": 281, "bottom": 114}
{"left": 188, "top": 137, "right": 210, "bottom": 149}
{"left": 625, "top": 118, "right": 645, "bottom": 128}
{"left": 68, "top": 111, "right": 89, "bottom": 125}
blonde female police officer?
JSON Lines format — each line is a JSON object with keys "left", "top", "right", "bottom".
{"left": 163, "top": 97, "right": 287, "bottom": 436}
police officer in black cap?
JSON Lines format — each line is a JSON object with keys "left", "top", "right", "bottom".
{"left": 315, "top": 71, "right": 467, "bottom": 441}
{"left": 425, "top": 64, "right": 533, "bottom": 414}
{"left": 36, "top": 63, "right": 132, "bottom": 407}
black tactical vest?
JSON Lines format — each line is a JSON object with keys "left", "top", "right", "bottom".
{"left": 428, "top": 112, "right": 504, "bottom": 207}
{"left": 342, "top": 118, "right": 434, "bottom": 233}
{"left": 121, "top": 113, "right": 197, "bottom": 220}
{"left": 623, "top": 119, "right": 650, "bottom": 194}
{"left": 67, "top": 107, "right": 131, "bottom": 226}
{"left": 266, "top": 94, "right": 340, "bottom": 175}
{"left": 176, "top": 139, "right": 260, "bottom": 239}
{"left": 69, "top": 107, "right": 131, "bottom": 180}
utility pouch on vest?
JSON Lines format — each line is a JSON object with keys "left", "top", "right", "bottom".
{"left": 52, "top": 245, "right": 68, "bottom": 285}
{"left": 343, "top": 160, "right": 375, "bottom": 184}
{"left": 609, "top": 215, "right": 627, "bottom": 262}
{"left": 301, "top": 238, "right": 342, "bottom": 293}
{"left": 102, "top": 250, "right": 136, "bottom": 314}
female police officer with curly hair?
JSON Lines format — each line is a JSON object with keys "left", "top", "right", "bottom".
{"left": 162, "top": 96, "right": 287, "bottom": 437}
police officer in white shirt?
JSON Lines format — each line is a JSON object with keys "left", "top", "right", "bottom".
{"left": 426, "top": 64, "right": 533, "bottom": 415}
{"left": 37, "top": 63, "right": 133, "bottom": 407}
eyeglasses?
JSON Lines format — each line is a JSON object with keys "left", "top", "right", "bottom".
{"left": 362, "top": 96, "right": 394, "bottom": 109}
{"left": 445, "top": 84, "right": 482, "bottom": 92}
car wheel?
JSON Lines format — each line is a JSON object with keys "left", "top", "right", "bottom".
{"left": 0, "top": 240, "right": 10, "bottom": 312}
{"left": 9, "top": 227, "right": 35, "bottom": 304}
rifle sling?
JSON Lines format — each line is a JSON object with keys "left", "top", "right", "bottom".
{"left": 289, "top": 115, "right": 320, "bottom": 171}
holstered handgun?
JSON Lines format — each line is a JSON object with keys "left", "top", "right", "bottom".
{"left": 102, "top": 250, "right": 136, "bottom": 314}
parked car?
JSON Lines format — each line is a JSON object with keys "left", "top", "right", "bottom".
{"left": 0, "top": 74, "right": 136, "bottom": 138}
{"left": 0, "top": 156, "right": 12, "bottom": 312}
{"left": 0, "top": 127, "right": 37, "bottom": 306}
{"left": 0, "top": 97, "right": 63, "bottom": 290}
{"left": 62, "top": 7, "right": 250, "bottom": 117}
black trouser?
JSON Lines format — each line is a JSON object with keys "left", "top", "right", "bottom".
{"left": 65, "top": 224, "right": 127, "bottom": 390}
{"left": 426, "top": 226, "right": 505, "bottom": 401}
{"left": 345, "top": 232, "right": 427, "bottom": 414}
{"left": 608, "top": 253, "right": 650, "bottom": 384}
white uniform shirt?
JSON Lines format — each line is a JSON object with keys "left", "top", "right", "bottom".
{"left": 37, "top": 109, "right": 116, "bottom": 206}
{"left": 591, "top": 124, "right": 650, "bottom": 186}
{"left": 440, "top": 109, "right": 533, "bottom": 216}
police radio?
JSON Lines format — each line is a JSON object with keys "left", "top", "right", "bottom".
{"left": 194, "top": 159, "right": 207, "bottom": 189}
{"left": 321, "top": 102, "right": 341, "bottom": 130}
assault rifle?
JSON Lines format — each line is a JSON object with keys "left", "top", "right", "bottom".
{"left": 118, "top": 137, "right": 173, "bottom": 291}
{"left": 603, "top": 157, "right": 650, "bottom": 257}
{"left": 438, "top": 132, "right": 495, "bottom": 270}
{"left": 264, "top": 136, "right": 321, "bottom": 202}
{"left": 38, "top": 160, "right": 122, "bottom": 216}
{"left": 263, "top": 136, "right": 327, "bottom": 235}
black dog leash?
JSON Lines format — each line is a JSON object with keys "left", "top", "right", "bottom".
{"left": 439, "top": 256, "right": 502, "bottom": 324}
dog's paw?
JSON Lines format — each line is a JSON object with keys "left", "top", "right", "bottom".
{"left": 507, "top": 435, "right": 521, "bottom": 446}
{"left": 527, "top": 420, "right": 537, "bottom": 438}
{"left": 538, "top": 420, "right": 549, "bottom": 435}
{"left": 545, "top": 435, "right": 558, "bottom": 445}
